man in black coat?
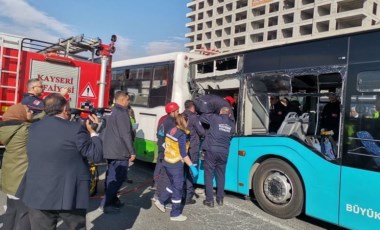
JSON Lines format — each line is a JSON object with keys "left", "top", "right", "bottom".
{"left": 269, "top": 96, "right": 287, "bottom": 133}
{"left": 321, "top": 93, "right": 341, "bottom": 141}
{"left": 17, "top": 93, "right": 103, "bottom": 229}
{"left": 99, "top": 91, "right": 136, "bottom": 213}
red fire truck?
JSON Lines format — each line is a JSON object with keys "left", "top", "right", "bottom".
{"left": 0, "top": 33, "right": 116, "bottom": 174}
{"left": 0, "top": 33, "right": 116, "bottom": 118}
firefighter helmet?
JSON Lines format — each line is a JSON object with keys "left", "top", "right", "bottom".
{"left": 165, "top": 102, "right": 179, "bottom": 114}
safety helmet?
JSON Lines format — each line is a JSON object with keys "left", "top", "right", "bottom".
{"left": 165, "top": 102, "right": 179, "bottom": 114}
{"left": 224, "top": 96, "right": 235, "bottom": 106}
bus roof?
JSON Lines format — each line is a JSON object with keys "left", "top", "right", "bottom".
{"left": 112, "top": 51, "right": 203, "bottom": 68}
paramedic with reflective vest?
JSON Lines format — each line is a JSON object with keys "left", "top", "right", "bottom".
{"left": 201, "top": 107, "right": 235, "bottom": 207}
{"left": 153, "top": 114, "right": 198, "bottom": 221}
{"left": 153, "top": 102, "right": 180, "bottom": 200}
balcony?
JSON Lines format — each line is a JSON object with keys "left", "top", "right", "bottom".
{"left": 337, "top": 0, "right": 365, "bottom": 13}
{"left": 250, "top": 33, "right": 264, "bottom": 43}
{"left": 235, "top": 24, "right": 247, "bottom": 34}
{"left": 252, "top": 6, "right": 265, "bottom": 17}
{"left": 336, "top": 14, "right": 365, "bottom": 30}
{"left": 318, "top": 4, "right": 331, "bottom": 17}
{"left": 301, "top": 8, "right": 314, "bottom": 21}
{"left": 316, "top": 21, "right": 330, "bottom": 32}
{"left": 236, "top": 11, "right": 247, "bottom": 21}
{"left": 300, "top": 24, "right": 313, "bottom": 35}
{"left": 267, "top": 30, "right": 277, "bottom": 40}
{"left": 268, "top": 16, "right": 278, "bottom": 27}
{"left": 252, "top": 19, "right": 265, "bottom": 29}
{"left": 234, "top": 36, "right": 246, "bottom": 46}
{"left": 282, "top": 28, "right": 293, "bottom": 38}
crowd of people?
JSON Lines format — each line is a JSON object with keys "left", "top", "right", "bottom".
{"left": 269, "top": 93, "right": 341, "bottom": 139}
{"left": 0, "top": 80, "right": 103, "bottom": 229}
{"left": 152, "top": 95, "right": 235, "bottom": 221}
{"left": 0, "top": 77, "right": 347, "bottom": 228}
{"left": 0, "top": 78, "right": 237, "bottom": 228}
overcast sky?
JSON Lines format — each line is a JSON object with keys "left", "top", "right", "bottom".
{"left": 0, "top": 0, "right": 190, "bottom": 60}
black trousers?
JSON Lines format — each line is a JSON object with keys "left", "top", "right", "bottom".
{"left": 28, "top": 208, "right": 86, "bottom": 230}
{"left": 184, "top": 164, "right": 195, "bottom": 201}
{"left": 3, "top": 197, "right": 30, "bottom": 230}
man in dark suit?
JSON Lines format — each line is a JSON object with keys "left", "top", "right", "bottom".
{"left": 17, "top": 93, "right": 103, "bottom": 229}
{"left": 99, "top": 91, "right": 136, "bottom": 213}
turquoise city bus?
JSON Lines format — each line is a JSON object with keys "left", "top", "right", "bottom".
{"left": 191, "top": 27, "right": 380, "bottom": 230}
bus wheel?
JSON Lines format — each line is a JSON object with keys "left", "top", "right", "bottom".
{"left": 253, "top": 158, "right": 304, "bottom": 219}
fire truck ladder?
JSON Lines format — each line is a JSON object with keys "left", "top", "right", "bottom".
{"left": 25, "top": 34, "right": 102, "bottom": 61}
{"left": 0, "top": 34, "right": 22, "bottom": 108}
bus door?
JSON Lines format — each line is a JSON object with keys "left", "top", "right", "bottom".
{"left": 340, "top": 62, "right": 380, "bottom": 229}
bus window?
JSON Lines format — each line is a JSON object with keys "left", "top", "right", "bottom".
{"left": 357, "top": 71, "right": 380, "bottom": 92}
{"left": 112, "top": 69, "right": 124, "bottom": 81}
{"left": 152, "top": 65, "right": 168, "bottom": 88}
{"left": 129, "top": 69, "right": 138, "bottom": 79}
{"left": 248, "top": 74, "right": 291, "bottom": 95}
{"left": 216, "top": 57, "right": 237, "bottom": 71}
{"left": 149, "top": 65, "right": 169, "bottom": 107}
{"left": 197, "top": 61, "right": 213, "bottom": 74}
{"left": 142, "top": 67, "right": 152, "bottom": 80}
{"left": 346, "top": 94, "right": 380, "bottom": 171}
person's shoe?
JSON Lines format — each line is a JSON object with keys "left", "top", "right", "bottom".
{"left": 216, "top": 199, "right": 223, "bottom": 206}
{"left": 151, "top": 193, "right": 159, "bottom": 202}
{"left": 103, "top": 206, "right": 120, "bottom": 214}
{"left": 165, "top": 203, "right": 172, "bottom": 210}
{"left": 97, "top": 207, "right": 104, "bottom": 213}
{"left": 150, "top": 183, "right": 157, "bottom": 191}
{"left": 126, "top": 179, "right": 133, "bottom": 184}
{"left": 154, "top": 200, "right": 166, "bottom": 213}
{"left": 113, "top": 199, "right": 125, "bottom": 208}
{"left": 185, "top": 199, "right": 196, "bottom": 205}
{"left": 170, "top": 214, "right": 187, "bottom": 221}
{"left": 203, "top": 200, "right": 214, "bottom": 208}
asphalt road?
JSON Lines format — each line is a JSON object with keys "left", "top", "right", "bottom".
{"left": 0, "top": 161, "right": 342, "bottom": 230}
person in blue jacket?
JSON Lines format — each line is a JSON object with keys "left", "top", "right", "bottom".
{"left": 183, "top": 100, "right": 205, "bottom": 204}
{"left": 201, "top": 107, "right": 235, "bottom": 207}
{"left": 153, "top": 113, "right": 198, "bottom": 221}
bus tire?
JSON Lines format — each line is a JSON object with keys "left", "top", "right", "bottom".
{"left": 253, "top": 158, "right": 304, "bottom": 219}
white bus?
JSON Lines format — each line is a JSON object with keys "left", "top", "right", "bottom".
{"left": 111, "top": 52, "right": 201, "bottom": 162}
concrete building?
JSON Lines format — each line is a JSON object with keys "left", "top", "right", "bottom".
{"left": 185, "top": 0, "right": 380, "bottom": 52}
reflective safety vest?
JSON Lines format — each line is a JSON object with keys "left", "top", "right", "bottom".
{"left": 373, "top": 111, "right": 379, "bottom": 119}
{"left": 164, "top": 128, "right": 190, "bottom": 164}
